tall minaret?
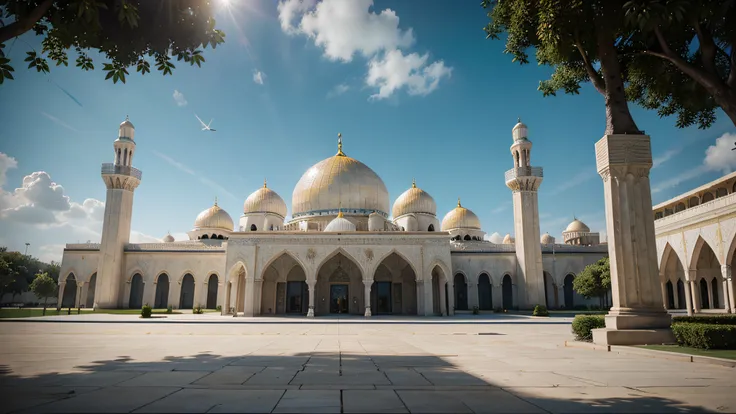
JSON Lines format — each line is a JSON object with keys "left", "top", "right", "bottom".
{"left": 505, "top": 119, "right": 545, "bottom": 309}
{"left": 95, "top": 116, "right": 142, "bottom": 308}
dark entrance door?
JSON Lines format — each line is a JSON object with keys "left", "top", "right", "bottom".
{"left": 375, "top": 282, "right": 392, "bottom": 314}
{"left": 478, "top": 274, "right": 492, "bottom": 310}
{"left": 564, "top": 274, "right": 575, "bottom": 309}
{"left": 330, "top": 284, "right": 349, "bottom": 313}
{"left": 286, "top": 281, "right": 306, "bottom": 314}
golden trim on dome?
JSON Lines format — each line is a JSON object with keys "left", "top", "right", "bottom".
{"left": 457, "top": 197, "right": 462, "bottom": 208}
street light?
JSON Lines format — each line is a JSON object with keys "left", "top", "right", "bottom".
{"left": 24, "top": 243, "right": 30, "bottom": 255}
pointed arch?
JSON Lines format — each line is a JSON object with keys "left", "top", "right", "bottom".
{"left": 660, "top": 242, "right": 686, "bottom": 279}
{"left": 60, "top": 270, "right": 78, "bottom": 284}
{"left": 426, "top": 258, "right": 452, "bottom": 283}
{"left": 315, "top": 248, "right": 364, "bottom": 280}
{"left": 372, "top": 248, "right": 419, "bottom": 280}
{"left": 154, "top": 270, "right": 170, "bottom": 285}
{"left": 177, "top": 270, "right": 197, "bottom": 284}
{"left": 259, "top": 250, "right": 308, "bottom": 281}
{"left": 477, "top": 272, "right": 492, "bottom": 310}
{"left": 689, "top": 235, "right": 722, "bottom": 270}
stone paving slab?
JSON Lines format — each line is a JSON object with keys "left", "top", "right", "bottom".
{"left": 16, "top": 386, "right": 181, "bottom": 413}
{"left": 0, "top": 386, "right": 100, "bottom": 414}
{"left": 131, "top": 389, "right": 285, "bottom": 413}
{"left": 343, "top": 390, "right": 408, "bottom": 413}
{"left": 191, "top": 366, "right": 265, "bottom": 386}
{"left": 117, "top": 371, "right": 209, "bottom": 387}
{"left": 271, "top": 390, "right": 341, "bottom": 413}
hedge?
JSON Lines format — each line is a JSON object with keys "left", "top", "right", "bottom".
{"left": 572, "top": 315, "right": 605, "bottom": 341}
{"left": 673, "top": 315, "right": 736, "bottom": 325}
{"left": 533, "top": 304, "right": 549, "bottom": 317}
{"left": 671, "top": 323, "right": 736, "bottom": 349}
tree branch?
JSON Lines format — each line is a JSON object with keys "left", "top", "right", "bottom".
{"left": 693, "top": 21, "right": 718, "bottom": 77}
{"left": 0, "top": 0, "right": 56, "bottom": 44}
{"left": 574, "top": 32, "right": 605, "bottom": 95}
{"left": 728, "top": 38, "right": 736, "bottom": 89}
{"left": 649, "top": 26, "right": 725, "bottom": 91}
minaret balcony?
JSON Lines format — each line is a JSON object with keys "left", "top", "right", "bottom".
{"left": 505, "top": 166, "right": 543, "bottom": 183}
{"left": 101, "top": 163, "right": 142, "bottom": 180}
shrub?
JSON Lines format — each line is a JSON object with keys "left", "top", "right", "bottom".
{"left": 216, "top": 305, "right": 222, "bottom": 312}
{"left": 141, "top": 305, "right": 152, "bottom": 318}
{"left": 532, "top": 304, "right": 549, "bottom": 317}
{"left": 572, "top": 315, "right": 606, "bottom": 341}
{"left": 193, "top": 304, "right": 204, "bottom": 314}
{"left": 472, "top": 306, "right": 480, "bottom": 315}
{"left": 672, "top": 323, "right": 736, "bottom": 349}
{"left": 673, "top": 315, "right": 736, "bottom": 326}
{"left": 166, "top": 305, "right": 173, "bottom": 314}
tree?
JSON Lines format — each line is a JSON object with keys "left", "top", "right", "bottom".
{"left": 0, "top": 0, "right": 225, "bottom": 84}
{"left": 0, "top": 258, "right": 17, "bottom": 297}
{"left": 481, "top": 0, "right": 643, "bottom": 135}
{"left": 29, "top": 271, "right": 57, "bottom": 315}
{"left": 573, "top": 258, "right": 611, "bottom": 308}
{"left": 624, "top": 0, "right": 736, "bottom": 127}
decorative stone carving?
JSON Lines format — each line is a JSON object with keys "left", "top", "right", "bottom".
{"left": 306, "top": 248, "right": 316, "bottom": 263}
{"left": 364, "top": 248, "right": 374, "bottom": 262}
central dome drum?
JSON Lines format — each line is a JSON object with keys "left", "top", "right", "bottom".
{"left": 291, "top": 136, "right": 389, "bottom": 218}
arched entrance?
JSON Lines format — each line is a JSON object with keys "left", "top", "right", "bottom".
{"left": 316, "top": 252, "right": 362, "bottom": 315}
{"left": 454, "top": 273, "right": 468, "bottom": 311}
{"left": 543, "top": 271, "right": 556, "bottom": 309}
{"left": 86, "top": 273, "right": 97, "bottom": 308}
{"left": 371, "top": 253, "right": 418, "bottom": 315}
{"left": 711, "top": 278, "right": 720, "bottom": 309}
{"left": 694, "top": 239, "right": 722, "bottom": 310}
{"left": 661, "top": 245, "right": 687, "bottom": 310}
{"left": 699, "top": 279, "right": 709, "bottom": 309}
{"left": 129, "top": 273, "right": 144, "bottom": 309}
{"left": 154, "top": 273, "right": 169, "bottom": 309}
{"left": 502, "top": 274, "right": 513, "bottom": 310}
{"left": 676, "top": 280, "right": 686, "bottom": 310}
{"left": 665, "top": 280, "right": 675, "bottom": 309}
{"left": 206, "top": 274, "right": 218, "bottom": 309}
{"left": 179, "top": 274, "right": 195, "bottom": 309}
{"left": 563, "top": 274, "right": 575, "bottom": 309}
{"left": 431, "top": 265, "right": 447, "bottom": 316}
{"left": 61, "top": 273, "right": 77, "bottom": 308}
{"left": 261, "top": 253, "right": 308, "bottom": 315}
{"left": 478, "top": 273, "right": 492, "bottom": 310}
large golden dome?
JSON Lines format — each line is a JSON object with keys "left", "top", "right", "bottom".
{"left": 244, "top": 181, "right": 287, "bottom": 218}
{"left": 392, "top": 179, "right": 437, "bottom": 218}
{"left": 194, "top": 201, "right": 234, "bottom": 231}
{"left": 441, "top": 198, "right": 481, "bottom": 231}
{"left": 292, "top": 136, "right": 389, "bottom": 218}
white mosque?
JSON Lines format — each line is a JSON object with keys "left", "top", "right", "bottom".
{"left": 57, "top": 117, "right": 609, "bottom": 317}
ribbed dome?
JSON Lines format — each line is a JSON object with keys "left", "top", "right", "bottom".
{"left": 162, "top": 233, "right": 175, "bottom": 243}
{"left": 541, "top": 233, "right": 555, "bottom": 244}
{"left": 392, "top": 179, "right": 437, "bottom": 218}
{"left": 512, "top": 118, "right": 528, "bottom": 141}
{"left": 118, "top": 116, "right": 135, "bottom": 140}
{"left": 324, "top": 212, "right": 356, "bottom": 232}
{"left": 441, "top": 198, "right": 481, "bottom": 231}
{"left": 244, "top": 181, "right": 287, "bottom": 218}
{"left": 565, "top": 219, "right": 590, "bottom": 233}
{"left": 194, "top": 201, "right": 233, "bottom": 231}
{"left": 503, "top": 234, "right": 515, "bottom": 244}
{"left": 292, "top": 135, "right": 389, "bottom": 218}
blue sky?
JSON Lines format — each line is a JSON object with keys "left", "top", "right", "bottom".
{"left": 0, "top": 0, "right": 735, "bottom": 262}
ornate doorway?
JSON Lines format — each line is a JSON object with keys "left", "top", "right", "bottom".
{"left": 330, "top": 284, "right": 349, "bottom": 313}
{"left": 375, "top": 282, "right": 392, "bottom": 314}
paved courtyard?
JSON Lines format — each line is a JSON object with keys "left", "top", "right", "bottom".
{"left": 0, "top": 313, "right": 734, "bottom": 413}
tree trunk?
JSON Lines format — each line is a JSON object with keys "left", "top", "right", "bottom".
{"left": 43, "top": 297, "right": 47, "bottom": 316}
{"left": 0, "top": 0, "right": 55, "bottom": 44}
{"left": 596, "top": 27, "right": 642, "bottom": 135}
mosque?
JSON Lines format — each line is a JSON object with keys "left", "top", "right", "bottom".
{"left": 57, "top": 117, "right": 610, "bottom": 316}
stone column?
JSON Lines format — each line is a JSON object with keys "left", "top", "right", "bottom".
{"left": 56, "top": 281, "right": 65, "bottom": 310}
{"left": 689, "top": 273, "right": 701, "bottom": 313}
{"left": 307, "top": 280, "right": 316, "bottom": 318}
{"left": 723, "top": 265, "right": 734, "bottom": 313}
{"left": 423, "top": 279, "right": 434, "bottom": 316}
{"left": 659, "top": 280, "right": 668, "bottom": 310}
{"left": 592, "top": 135, "right": 674, "bottom": 346}
{"left": 363, "top": 280, "right": 372, "bottom": 317}
{"left": 683, "top": 279, "right": 693, "bottom": 316}
{"left": 446, "top": 278, "right": 455, "bottom": 316}
{"left": 75, "top": 282, "right": 83, "bottom": 308}
{"left": 439, "top": 278, "right": 447, "bottom": 316}
{"left": 706, "top": 278, "right": 714, "bottom": 310}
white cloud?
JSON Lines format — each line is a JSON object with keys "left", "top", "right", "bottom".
{"left": 484, "top": 232, "right": 504, "bottom": 244}
{"left": 652, "top": 148, "right": 681, "bottom": 169}
{"left": 327, "top": 83, "right": 350, "bottom": 98}
{"left": 253, "top": 70, "right": 266, "bottom": 85}
{"left": 652, "top": 132, "right": 736, "bottom": 193}
{"left": 130, "top": 231, "right": 162, "bottom": 244}
{"left": 278, "top": 0, "right": 450, "bottom": 100}
{"left": 366, "top": 50, "right": 452, "bottom": 100}
{"left": 0, "top": 153, "right": 17, "bottom": 187}
{"left": 173, "top": 90, "right": 188, "bottom": 107}
{"left": 40, "top": 111, "right": 80, "bottom": 133}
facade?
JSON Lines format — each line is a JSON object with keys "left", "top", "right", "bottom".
{"left": 654, "top": 172, "right": 736, "bottom": 315}
{"left": 57, "top": 118, "right": 609, "bottom": 316}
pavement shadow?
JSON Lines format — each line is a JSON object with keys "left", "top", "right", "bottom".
{"left": 0, "top": 351, "right": 717, "bottom": 413}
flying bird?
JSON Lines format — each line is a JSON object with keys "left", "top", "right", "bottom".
{"left": 195, "top": 114, "right": 216, "bottom": 132}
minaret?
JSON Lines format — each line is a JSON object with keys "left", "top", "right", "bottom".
{"left": 95, "top": 116, "right": 142, "bottom": 308}
{"left": 505, "top": 119, "right": 545, "bottom": 309}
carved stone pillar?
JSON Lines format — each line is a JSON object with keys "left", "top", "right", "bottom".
{"left": 706, "top": 278, "right": 714, "bottom": 310}
{"left": 307, "top": 280, "right": 316, "bottom": 318}
{"left": 689, "top": 272, "right": 701, "bottom": 313}
{"left": 723, "top": 265, "right": 734, "bottom": 313}
{"left": 592, "top": 135, "right": 674, "bottom": 345}
{"left": 363, "top": 281, "right": 372, "bottom": 317}
{"left": 659, "top": 278, "right": 668, "bottom": 310}
{"left": 75, "top": 282, "right": 84, "bottom": 308}
{"left": 684, "top": 278, "right": 693, "bottom": 316}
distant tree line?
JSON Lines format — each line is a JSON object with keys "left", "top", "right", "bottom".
{"left": 0, "top": 246, "right": 60, "bottom": 302}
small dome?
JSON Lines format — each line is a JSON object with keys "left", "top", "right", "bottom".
{"left": 441, "top": 198, "right": 481, "bottom": 231}
{"left": 392, "top": 179, "right": 437, "bottom": 218}
{"left": 503, "top": 234, "right": 515, "bottom": 244}
{"left": 541, "top": 233, "right": 555, "bottom": 244}
{"left": 162, "top": 233, "right": 175, "bottom": 243}
{"left": 324, "top": 211, "right": 356, "bottom": 232}
{"left": 244, "top": 180, "right": 287, "bottom": 218}
{"left": 564, "top": 219, "right": 590, "bottom": 233}
{"left": 194, "top": 200, "right": 233, "bottom": 231}
{"left": 512, "top": 118, "right": 528, "bottom": 141}
{"left": 118, "top": 115, "right": 135, "bottom": 140}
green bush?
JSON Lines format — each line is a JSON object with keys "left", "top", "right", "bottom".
{"left": 572, "top": 314, "right": 605, "bottom": 341}
{"left": 671, "top": 323, "right": 736, "bottom": 349}
{"left": 673, "top": 315, "right": 736, "bottom": 325}
{"left": 532, "top": 304, "right": 549, "bottom": 317}
{"left": 216, "top": 305, "right": 222, "bottom": 312}
{"left": 141, "top": 305, "right": 152, "bottom": 318}
{"left": 193, "top": 304, "right": 204, "bottom": 314}
{"left": 166, "top": 305, "right": 173, "bottom": 314}
{"left": 472, "top": 306, "right": 480, "bottom": 315}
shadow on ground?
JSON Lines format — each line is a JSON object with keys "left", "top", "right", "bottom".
{"left": 0, "top": 351, "right": 714, "bottom": 413}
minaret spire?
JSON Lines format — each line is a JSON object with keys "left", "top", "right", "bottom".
{"left": 337, "top": 132, "right": 344, "bottom": 156}
{"left": 457, "top": 197, "right": 462, "bottom": 208}
{"left": 412, "top": 178, "right": 416, "bottom": 188}
{"left": 214, "top": 196, "right": 218, "bottom": 207}
{"left": 264, "top": 178, "right": 267, "bottom": 188}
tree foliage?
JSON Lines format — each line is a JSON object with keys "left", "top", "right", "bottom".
{"left": 0, "top": 258, "right": 17, "bottom": 296}
{"left": 0, "top": 0, "right": 225, "bottom": 84}
{"left": 0, "top": 247, "right": 59, "bottom": 301}
{"left": 573, "top": 257, "right": 611, "bottom": 307}
{"left": 29, "top": 271, "right": 57, "bottom": 315}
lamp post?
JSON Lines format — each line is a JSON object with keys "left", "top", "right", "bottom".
{"left": 24, "top": 243, "right": 30, "bottom": 255}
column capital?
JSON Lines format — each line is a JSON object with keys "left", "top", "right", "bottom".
{"left": 595, "top": 134, "right": 652, "bottom": 180}
{"left": 688, "top": 269, "right": 698, "bottom": 282}
{"left": 722, "top": 264, "right": 732, "bottom": 279}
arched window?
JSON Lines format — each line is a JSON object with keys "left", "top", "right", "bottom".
{"left": 428, "top": 224, "right": 435, "bottom": 232}
{"left": 116, "top": 148, "right": 121, "bottom": 164}
{"left": 675, "top": 203, "right": 685, "bottom": 213}
{"left": 201, "top": 235, "right": 209, "bottom": 239}
{"left": 716, "top": 187, "right": 727, "bottom": 198}
{"left": 688, "top": 197, "right": 699, "bottom": 208}
{"left": 702, "top": 192, "right": 714, "bottom": 203}
{"left": 463, "top": 235, "right": 471, "bottom": 241}
{"left": 250, "top": 224, "right": 257, "bottom": 231}
{"left": 123, "top": 149, "right": 128, "bottom": 166}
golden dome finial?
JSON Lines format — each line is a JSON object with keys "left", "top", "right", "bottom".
{"left": 517, "top": 117, "right": 521, "bottom": 123}
{"left": 457, "top": 197, "right": 462, "bottom": 208}
{"left": 214, "top": 196, "right": 218, "bottom": 207}
{"left": 412, "top": 178, "right": 416, "bottom": 188}
{"left": 263, "top": 178, "right": 267, "bottom": 188}
{"left": 337, "top": 200, "right": 344, "bottom": 218}
{"left": 337, "top": 132, "right": 344, "bottom": 156}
